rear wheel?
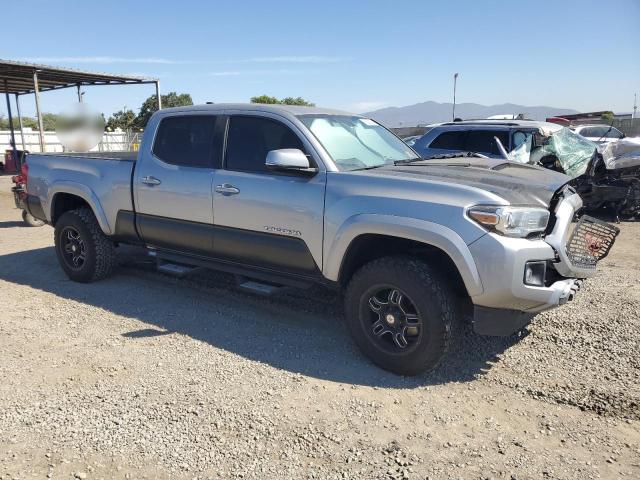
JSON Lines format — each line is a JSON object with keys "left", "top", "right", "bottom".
{"left": 22, "top": 209, "right": 45, "bottom": 227}
{"left": 344, "top": 256, "right": 457, "bottom": 375}
{"left": 54, "top": 208, "right": 116, "bottom": 282}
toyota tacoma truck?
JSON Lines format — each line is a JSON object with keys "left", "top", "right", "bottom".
{"left": 23, "top": 104, "right": 619, "bottom": 375}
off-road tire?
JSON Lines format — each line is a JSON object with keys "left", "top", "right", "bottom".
{"left": 22, "top": 209, "right": 45, "bottom": 227}
{"left": 54, "top": 208, "right": 116, "bottom": 283}
{"left": 344, "top": 256, "right": 457, "bottom": 375}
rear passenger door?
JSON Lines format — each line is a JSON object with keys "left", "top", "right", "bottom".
{"left": 464, "top": 130, "right": 510, "bottom": 158}
{"left": 134, "top": 114, "right": 225, "bottom": 255}
{"left": 211, "top": 114, "right": 326, "bottom": 277}
{"left": 417, "top": 130, "right": 467, "bottom": 158}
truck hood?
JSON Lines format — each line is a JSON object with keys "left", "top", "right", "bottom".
{"left": 367, "top": 157, "right": 571, "bottom": 207}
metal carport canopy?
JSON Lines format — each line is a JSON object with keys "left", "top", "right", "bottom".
{"left": 0, "top": 59, "right": 161, "bottom": 153}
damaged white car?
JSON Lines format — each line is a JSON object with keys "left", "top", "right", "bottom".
{"left": 412, "top": 120, "right": 640, "bottom": 220}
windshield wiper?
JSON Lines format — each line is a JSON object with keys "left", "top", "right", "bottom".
{"left": 394, "top": 152, "right": 487, "bottom": 165}
{"left": 392, "top": 157, "right": 424, "bottom": 165}
{"left": 351, "top": 164, "right": 386, "bottom": 171}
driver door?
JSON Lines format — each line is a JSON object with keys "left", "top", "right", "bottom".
{"left": 211, "top": 114, "right": 326, "bottom": 276}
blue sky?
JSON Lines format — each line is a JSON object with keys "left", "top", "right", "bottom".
{"left": 2, "top": 0, "right": 639, "bottom": 118}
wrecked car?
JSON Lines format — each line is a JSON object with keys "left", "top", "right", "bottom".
{"left": 411, "top": 120, "right": 640, "bottom": 220}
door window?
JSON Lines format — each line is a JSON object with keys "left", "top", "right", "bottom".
{"left": 225, "top": 116, "right": 305, "bottom": 173}
{"left": 152, "top": 115, "right": 222, "bottom": 168}
{"left": 429, "top": 131, "right": 467, "bottom": 150}
{"left": 465, "top": 130, "right": 510, "bottom": 155}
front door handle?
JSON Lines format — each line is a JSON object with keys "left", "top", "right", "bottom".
{"left": 215, "top": 183, "right": 240, "bottom": 195}
{"left": 141, "top": 176, "right": 162, "bottom": 186}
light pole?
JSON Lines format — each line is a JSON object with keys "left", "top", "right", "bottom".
{"left": 452, "top": 73, "right": 459, "bottom": 121}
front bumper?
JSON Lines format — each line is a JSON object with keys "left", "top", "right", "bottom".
{"left": 468, "top": 233, "right": 581, "bottom": 312}
{"left": 473, "top": 279, "right": 583, "bottom": 336}
{"left": 467, "top": 192, "right": 615, "bottom": 336}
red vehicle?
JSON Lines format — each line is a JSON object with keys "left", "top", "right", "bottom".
{"left": 11, "top": 161, "right": 45, "bottom": 227}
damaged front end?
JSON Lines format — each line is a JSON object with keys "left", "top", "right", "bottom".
{"left": 571, "top": 138, "right": 640, "bottom": 221}
{"left": 509, "top": 126, "right": 640, "bottom": 221}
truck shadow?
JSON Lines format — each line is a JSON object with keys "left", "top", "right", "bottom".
{"left": 0, "top": 245, "right": 523, "bottom": 388}
{"left": 0, "top": 221, "right": 27, "bottom": 229}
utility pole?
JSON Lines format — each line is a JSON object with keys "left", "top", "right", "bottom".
{"left": 452, "top": 73, "right": 459, "bottom": 121}
{"left": 633, "top": 93, "right": 637, "bottom": 121}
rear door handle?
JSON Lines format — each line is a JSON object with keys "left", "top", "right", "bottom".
{"left": 215, "top": 183, "right": 240, "bottom": 195}
{"left": 141, "top": 176, "right": 162, "bottom": 186}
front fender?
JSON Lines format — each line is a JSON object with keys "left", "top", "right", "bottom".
{"left": 48, "top": 181, "right": 112, "bottom": 234}
{"left": 323, "top": 214, "right": 483, "bottom": 296}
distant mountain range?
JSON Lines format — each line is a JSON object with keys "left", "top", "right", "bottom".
{"left": 364, "top": 101, "right": 580, "bottom": 127}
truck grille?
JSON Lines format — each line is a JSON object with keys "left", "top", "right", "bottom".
{"left": 566, "top": 215, "right": 619, "bottom": 269}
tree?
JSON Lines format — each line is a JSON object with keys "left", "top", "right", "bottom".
{"left": 281, "top": 96, "right": 315, "bottom": 106}
{"left": 106, "top": 109, "right": 137, "bottom": 131}
{"left": 250, "top": 95, "right": 281, "bottom": 105}
{"left": 41, "top": 113, "right": 60, "bottom": 131}
{"left": 0, "top": 113, "right": 50, "bottom": 130}
{"left": 250, "top": 94, "right": 315, "bottom": 107}
{"left": 601, "top": 111, "right": 614, "bottom": 124}
{"left": 135, "top": 92, "right": 193, "bottom": 128}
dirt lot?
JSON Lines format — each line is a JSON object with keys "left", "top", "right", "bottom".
{"left": 0, "top": 176, "right": 638, "bottom": 479}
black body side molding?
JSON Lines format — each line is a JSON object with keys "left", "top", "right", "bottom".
{"left": 112, "top": 210, "right": 323, "bottom": 281}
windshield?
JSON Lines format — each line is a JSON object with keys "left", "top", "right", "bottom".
{"left": 508, "top": 126, "right": 597, "bottom": 178}
{"left": 298, "top": 114, "right": 418, "bottom": 171}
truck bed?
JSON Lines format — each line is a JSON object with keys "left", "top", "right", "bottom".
{"left": 26, "top": 152, "right": 136, "bottom": 234}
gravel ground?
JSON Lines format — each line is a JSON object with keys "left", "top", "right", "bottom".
{"left": 0, "top": 176, "right": 638, "bottom": 479}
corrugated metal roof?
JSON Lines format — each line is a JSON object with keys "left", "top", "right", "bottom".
{"left": 0, "top": 59, "right": 157, "bottom": 95}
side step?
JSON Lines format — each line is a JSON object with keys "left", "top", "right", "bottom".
{"left": 157, "top": 261, "right": 200, "bottom": 278}
{"left": 236, "top": 276, "right": 287, "bottom": 296}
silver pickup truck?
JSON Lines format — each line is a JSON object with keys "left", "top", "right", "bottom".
{"left": 23, "top": 104, "right": 619, "bottom": 375}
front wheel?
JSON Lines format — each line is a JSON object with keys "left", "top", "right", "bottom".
{"left": 344, "top": 256, "right": 457, "bottom": 375}
{"left": 54, "top": 208, "right": 116, "bottom": 283}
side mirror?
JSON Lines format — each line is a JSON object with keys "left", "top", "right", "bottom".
{"left": 265, "top": 149, "right": 317, "bottom": 175}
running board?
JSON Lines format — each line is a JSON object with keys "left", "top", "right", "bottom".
{"left": 147, "top": 248, "right": 320, "bottom": 289}
{"left": 236, "top": 276, "right": 287, "bottom": 296}
{"left": 156, "top": 260, "right": 200, "bottom": 278}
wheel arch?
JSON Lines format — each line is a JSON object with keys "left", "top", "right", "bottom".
{"left": 49, "top": 183, "right": 111, "bottom": 234}
{"left": 326, "top": 214, "right": 483, "bottom": 297}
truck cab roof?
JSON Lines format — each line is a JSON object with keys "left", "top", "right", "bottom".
{"left": 156, "top": 103, "right": 354, "bottom": 119}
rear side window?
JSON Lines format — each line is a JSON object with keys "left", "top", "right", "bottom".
{"left": 225, "top": 116, "right": 304, "bottom": 172}
{"left": 578, "top": 127, "right": 598, "bottom": 137}
{"left": 429, "top": 131, "right": 467, "bottom": 149}
{"left": 465, "top": 130, "right": 510, "bottom": 155}
{"left": 153, "top": 116, "right": 221, "bottom": 168}
{"left": 606, "top": 128, "right": 624, "bottom": 139}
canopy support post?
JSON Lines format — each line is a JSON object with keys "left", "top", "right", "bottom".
{"left": 14, "top": 93, "right": 26, "bottom": 151}
{"left": 155, "top": 81, "right": 162, "bottom": 110}
{"left": 33, "top": 70, "right": 46, "bottom": 152}
{"left": 4, "top": 80, "right": 18, "bottom": 163}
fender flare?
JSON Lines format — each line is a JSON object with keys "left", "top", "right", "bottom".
{"left": 324, "top": 213, "right": 483, "bottom": 296}
{"left": 48, "top": 181, "right": 112, "bottom": 235}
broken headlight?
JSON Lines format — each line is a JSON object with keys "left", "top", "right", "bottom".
{"left": 468, "top": 206, "right": 550, "bottom": 238}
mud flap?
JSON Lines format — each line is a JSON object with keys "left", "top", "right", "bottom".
{"left": 473, "top": 306, "right": 536, "bottom": 336}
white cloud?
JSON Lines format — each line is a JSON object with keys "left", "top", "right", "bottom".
{"left": 21, "top": 56, "right": 191, "bottom": 65}
{"left": 208, "top": 71, "right": 242, "bottom": 77}
{"left": 349, "top": 101, "right": 390, "bottom": 113}
{"left": 208, "top": 69, "right": 308, "bottom": 77}
{"left": 242, "top": 56, "right": 349, "bottom": 63}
